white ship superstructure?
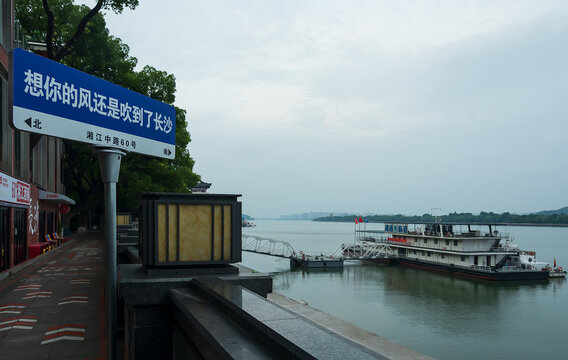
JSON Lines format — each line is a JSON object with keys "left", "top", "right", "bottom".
{"left": 340, "top": 222, "right": 564, "bottom": 280}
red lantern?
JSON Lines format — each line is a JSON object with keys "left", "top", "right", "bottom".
{"left": 59, "top": 204, "right": 70, "bottom": 214}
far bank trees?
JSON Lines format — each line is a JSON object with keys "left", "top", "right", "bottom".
{"left": 315, "top": 211, "right": 568, "bottom": 225}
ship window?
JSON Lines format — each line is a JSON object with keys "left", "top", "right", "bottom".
{"left": 424, "top": 239, "right": 428, "bottom": 244}
{"left": 427, "top": 252, "right": 432, "bottom": 257}
{"left": 461, "top": 255, "right": 468, "bottom": 261}
{"left": 453, "top": 240, "right": 458, "bottom": 246}
{"left": 421, "top": 251, "right": 425, "bottom": 256}
{"left": 414, "top": 238, "right": 417, "bottom": 243}
{"left": 434, "top": 239, "right": 438, "bottom": 244}
{"left": 445, "top": 240, "right": 449, "bottom": 246}
{"left": 441, "top": 253, "right": 445, "bottom": 259}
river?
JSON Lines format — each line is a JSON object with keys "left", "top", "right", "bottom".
{"left": 240, "top": 220, "right": 568, "bottom": 360}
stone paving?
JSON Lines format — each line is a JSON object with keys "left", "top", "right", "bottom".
{"left": 0, "top": 233, "right": 105, "bottom": 360}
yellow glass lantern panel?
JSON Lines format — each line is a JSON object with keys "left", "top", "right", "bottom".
{"left": 157, "top": 204, "right": 167, "bottom": 262}
{"left": 178, "top": 204, "right": 212, "bottom": 261}
{"left": 157, "top": 203, "right": 233, "bottom": 263}
{"left": 223, "top": 205, "right": 232, "bottom": 260}
{"left": 168, "top": 204, "right": 178, "bottom": 261}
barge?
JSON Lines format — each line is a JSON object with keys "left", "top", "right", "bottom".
{"left": 341, "top": 222, "right": 564, "bottom": 281}
{"left": 290, "top": 252, "right": 344, "bottom": 268}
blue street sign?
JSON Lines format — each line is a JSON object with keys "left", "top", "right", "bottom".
{"left": 10, "top": 48, "right": 175, "bottom": 159}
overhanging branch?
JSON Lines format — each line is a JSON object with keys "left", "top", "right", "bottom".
{"left": 54, "top": 0, "right": 104, "bottom": 61}
{"left": 41, "top": 0, "right": 55, "bottom": 59}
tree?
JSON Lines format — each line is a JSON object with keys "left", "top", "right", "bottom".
{"left": 16, "top": 0, "right": 200, "bottom": 226}
{"left": 115, "top": 66, "right": 199, "bottom": 214}
{"left": 39, "top": 0, "right": 139, "bottom": 61}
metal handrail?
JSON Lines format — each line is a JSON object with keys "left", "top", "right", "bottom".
{"left": 242, "top": 235, "right": 296, "bottom": 259}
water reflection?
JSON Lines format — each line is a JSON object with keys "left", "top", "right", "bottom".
{"left": 274, "top": 262, "right": 553, "bottom": 304}
{"left": 271, "top": 261, "right": 567, "bottom": 357}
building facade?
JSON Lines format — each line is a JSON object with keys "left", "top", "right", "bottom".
{"left": 0, "top": 1, "right": 74, "bottom": 272}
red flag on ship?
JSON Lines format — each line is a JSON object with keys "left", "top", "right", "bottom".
{"left": 355, "top": 218, "right": 358, "bottom": 224}
{"left": 359, "top": 216, "right": 363, "bottom": 223}
{"left": 554, "top": 258, "right": 556, "bottom": 267}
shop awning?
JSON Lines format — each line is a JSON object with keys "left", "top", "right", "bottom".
{"left": 39, "top": 190, "right": 76, "bottom": 205}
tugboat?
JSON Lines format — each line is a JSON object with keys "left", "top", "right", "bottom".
{"left": 345, "top": 222, "right": 564, "bottom": 281}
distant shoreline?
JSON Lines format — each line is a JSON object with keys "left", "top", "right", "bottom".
{"left": 253, "top": 218, "right": 568, "bottom": 227}
{"left": 312, "top": 218, "right": 568, "bottom": 227}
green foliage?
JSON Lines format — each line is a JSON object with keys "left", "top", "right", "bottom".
{"left": 16, "top": 0, "right": 139, "bottom": 61}
{"left": 137, "top": 66, "right": 176, "bottom": 104}
{"left": 117, "top": 106, "right": 199, "bottom": 213}
{"left": 101, "top": 0, "right": 139, "bottom": 14}
{"left": 16, "top": 0, "right": 200, "bottom": 223}
{"left": 16, "top": 0, "right": 75, "bottom": 44}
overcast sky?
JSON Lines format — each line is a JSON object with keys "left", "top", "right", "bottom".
{"left": 103, "top": 0, "right": 568, "bottom": 218}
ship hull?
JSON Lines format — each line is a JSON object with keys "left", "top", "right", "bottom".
{"left": 368, "top": 257, "right": 550, "bottom": 281}
{"left": 290, "top": 257, "right": 344, "bottom": 268}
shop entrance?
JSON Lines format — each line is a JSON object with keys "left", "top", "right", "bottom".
{"left": 39, "top": 210, "right": 46, "bottom": 242}
{"left": 0, "top": 207, "right": 9, "bottom": 271}
{"left": 14, "top": 209, "right": 27, "bottom": 266}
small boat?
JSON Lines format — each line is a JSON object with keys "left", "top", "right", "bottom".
{"left": 549, "top": 258, "right": 566, "bottom": 278}
{"left": 241, "top": 218, "right": 256, "bottom": 227}
{"left": 290, "top": 251, "right": 344, "bottom": 268}
{"left": 340, "top": 222, "right": 564, "bottom": 281}
{"left": 549, "top": 268, "right": 566, "bottom": 278}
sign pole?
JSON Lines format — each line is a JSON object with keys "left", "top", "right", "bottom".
{"left": 11, "top": 48, "right": 176, "bottom": 358}
{"left": 97, "top": 147, "right": 126, "bottom": 360}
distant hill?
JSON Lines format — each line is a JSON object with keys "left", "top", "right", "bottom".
{"left": 242, "top": 214, "right": 254, "bottom": 220}
{"left": 535, "top": 206, "right": 568, "bottom": 216}
{"left": 279, "top": 212, "right": 357, "bottom": 220}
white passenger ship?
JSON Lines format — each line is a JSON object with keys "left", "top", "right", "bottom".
{"left": 344, "top": 222, "right": 565, "bottom": 280}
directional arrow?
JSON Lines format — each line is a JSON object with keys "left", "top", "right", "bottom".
{"left": 24, "top": 117, "right": 32, "bottom": 128}
{"left": 167, "top": 149, "right": 171, "bottom": 156}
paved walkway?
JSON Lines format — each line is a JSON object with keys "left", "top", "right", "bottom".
{"left": 0, "top": 233, "right": 105, "bottom": 360}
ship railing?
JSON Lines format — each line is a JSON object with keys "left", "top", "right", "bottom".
{"left": 396, "top": 256, "right": 494, "bottom": 272}
{"left": 497, "top": 265, "right": 545, "bottom": 272}
{"left": 491, "top": 246, "right": 517, "bottom": 252}
{"left": 498, "top": 265, "right": 522, "bottom": 272}
{"left": 386, "top": 230, "right": 511, "bottom": 239}
{"left": 465, "top": 264, "right": 493, "bottom": 272}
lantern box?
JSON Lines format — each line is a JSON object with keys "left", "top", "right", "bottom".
{"left": 139, "top": 193, "right": 242, "bottom": 267}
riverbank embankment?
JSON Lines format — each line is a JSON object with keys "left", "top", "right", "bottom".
{"left": 267, "top": 291, "right": 434, "bottom": 360}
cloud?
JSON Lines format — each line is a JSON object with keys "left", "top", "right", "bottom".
{"left": 103, "top": 1, "right": 568, "bottom": 217}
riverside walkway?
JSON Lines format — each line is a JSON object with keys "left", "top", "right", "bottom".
{"left": 0, "top": 231, "right": 432, "bottom": 360}
{"left": 0, "top": 233, "right": 104, "bottom": 360}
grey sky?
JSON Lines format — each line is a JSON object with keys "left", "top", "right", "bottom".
{"left": 103, "top": 0, "right": 568, "bottom": 218}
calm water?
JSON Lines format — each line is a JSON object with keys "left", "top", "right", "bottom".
{"left": 240, "top": 220, "right": 568, "bottom": 360}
